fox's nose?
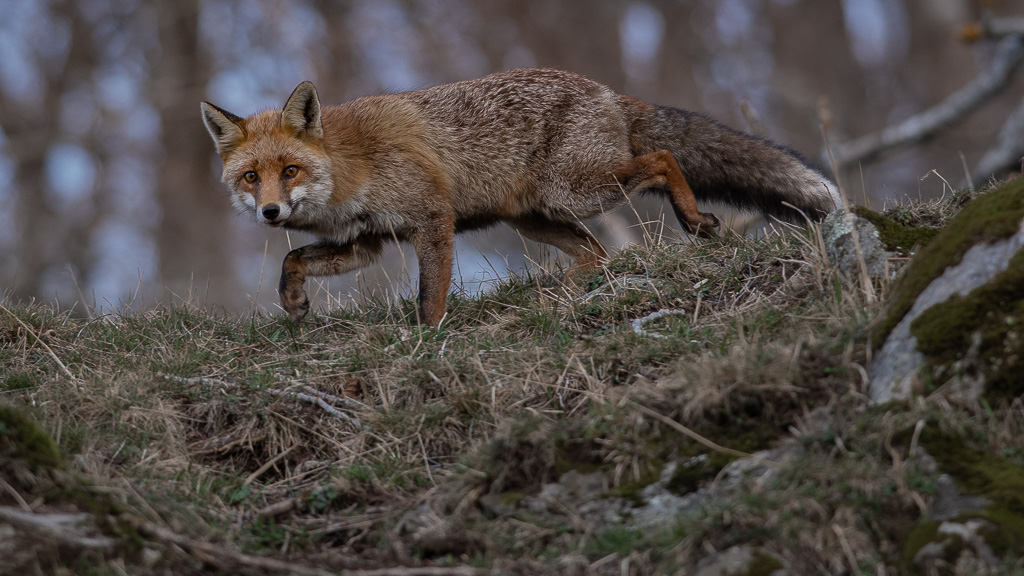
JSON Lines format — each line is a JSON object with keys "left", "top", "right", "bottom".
{"left": 262, "top": 204, "right": 281, "bottom": 220}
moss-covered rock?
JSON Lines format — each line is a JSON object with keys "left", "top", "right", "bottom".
{"left": 0, "top": 403, "right": 63, "bottom": 471}
{"left": 870, "top": 179, "right": 1024, "bottom": 403}
{"left": 901, "top": 428, "right": 1024, "bottom": 574}
{"left": 852, "top": 205, "right": 941, "bottom": 254}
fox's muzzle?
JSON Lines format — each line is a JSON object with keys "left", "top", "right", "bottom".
{"left": 259, "top": 203, "right": 290, "bottom": 226}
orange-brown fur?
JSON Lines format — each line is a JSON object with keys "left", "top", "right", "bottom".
{"left": 202, "top": 68, "right": 837, "bottom": 326}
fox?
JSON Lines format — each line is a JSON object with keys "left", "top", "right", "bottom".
{"left": 201, "top": 68, "right": 839, "bottom": 326}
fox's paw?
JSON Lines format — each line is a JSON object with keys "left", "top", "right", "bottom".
{"left": 281, "top": 289, "right": 310, "bottom": 324}
{"left": 684, "top": 212, "right": 720, "bottom": 239}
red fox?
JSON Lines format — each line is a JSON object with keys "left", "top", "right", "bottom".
{"left": 201, "top": 68, "right": 838, "bottom": 326}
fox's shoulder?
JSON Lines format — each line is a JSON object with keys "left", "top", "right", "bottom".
{"left": 320, "top": 93, "right": 429, "bottom": 144}
{"left": 326, "top": 94, "right": 422, "bottom": 124}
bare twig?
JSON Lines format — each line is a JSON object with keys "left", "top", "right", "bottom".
{"left": 832, "top": 35, "right": 1024, "bottom": 169}
{"left": 243, "top": 444, "right": 299, "bottom": 486}
{"left": 628, "top": 401, "right": 781, "bottom": 469}
{"left": 157, "top": 372, "right": 362, "bottom": 429}
{"left": 256, "top": 497, "right": 300, "bottom": 518}
{"left": 0, "top": 477, "right": 31, "bottom": 512}
{"left": 831, "top": 522, "right": 860, "bottom": 574}
{"left": 265, "top": 388, "right": 363, "bottom": 430}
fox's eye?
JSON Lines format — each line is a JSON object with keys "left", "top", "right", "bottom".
{"left": 243, "top": 171, "right": 258, "bottom": 183}
{"left": 283, "top": 165, "right": 299, "bottom": 178}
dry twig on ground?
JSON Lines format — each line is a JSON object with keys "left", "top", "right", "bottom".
{"left": 157, "top": 372, "right": 363, "bottom": 429}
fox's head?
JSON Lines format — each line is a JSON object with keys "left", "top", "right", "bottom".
{"left": 201, "top": 82, "right": 334, "bottom": 227}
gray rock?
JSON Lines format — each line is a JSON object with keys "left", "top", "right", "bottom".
{"left": 694, "top": 545, "right": 787, "bottom": 576}
{"left": 630, "top": 459, "right": 705, "bottom": 529}
{"left": 930, "top": 474, "right": 989, "bottom": 522}
{"left": 913, "top": 518, "right": 1000, "bottom": 573}
{"left": 821, "top": 210, "right": 900, "bottom": 280}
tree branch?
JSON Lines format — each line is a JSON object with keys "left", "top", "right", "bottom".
{"left": 970, "top": 95, "right": 1024, "bottom": 187}
{"left": 832, "top": 35, "right": 1024, "bottom": 169}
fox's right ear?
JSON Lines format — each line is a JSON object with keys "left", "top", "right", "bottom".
{"left": 201, "top": 102, "right": 246, "bottom": 156}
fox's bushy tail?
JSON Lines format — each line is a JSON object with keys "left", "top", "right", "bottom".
{"left": 630, "top": 104, "right": 840, "bottom": 223}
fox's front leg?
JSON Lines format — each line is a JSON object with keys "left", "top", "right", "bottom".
{"left": 279, "top": 237, "right": 385, "bottom": 322}
{"left": 412, "top": 213, "right": 456, "bottom": 326}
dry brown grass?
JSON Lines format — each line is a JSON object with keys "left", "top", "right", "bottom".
{"left": 2, "top": 195, "right": 1023, "bottom": 574}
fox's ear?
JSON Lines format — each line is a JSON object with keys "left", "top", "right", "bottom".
{"left": 201, "top": 102, "right": 246, "bottom": 156}
{"left": 281, "top": 81, "right": 323, "bottom": 140}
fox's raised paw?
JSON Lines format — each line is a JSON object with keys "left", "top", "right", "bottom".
{"left": 684, "top": 212, "right": 720, "bottom": 239}
{"left": 281, "top": 290, "right": 310, "bottom": 324}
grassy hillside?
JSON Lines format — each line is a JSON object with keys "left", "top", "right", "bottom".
{"left": 2, "top": 195, "right": 1023, "bottom": 575}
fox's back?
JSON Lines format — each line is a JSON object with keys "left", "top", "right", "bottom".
{"left": 397, "top": 69, "right": 636, "bottom": 216}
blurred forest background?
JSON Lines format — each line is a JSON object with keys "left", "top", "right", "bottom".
{"left": 3, "top": 0, "right": 1024, "bottom": 315}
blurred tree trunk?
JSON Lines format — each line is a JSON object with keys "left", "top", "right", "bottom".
{"left": 7, "top": 119, "right": 53, "bottom": 302}
{"left": 5, "top": 0, "right": 98, "bottom": 305}
{"left": 309, "top": 2, "right": 357, "bottom": 98}
{"left": 151, "top": 0, "right": 235, "bottom": 305}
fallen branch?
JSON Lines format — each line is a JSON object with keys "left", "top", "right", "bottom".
{"left": 0, "top": 506, "right": 117, "bottom": 552}
{"left": 266, "top": 388, "right": 362, "bottom": 429}
{"left": 128, "top": 515, "right": 481, "bottom": 576}
{"left": 630, "top": 308, "right": 686, "bottom": 338}
{"left": 832, "top": 35, "right": 1024, "bottom": 169}
{"left": 298, "top": 383, "right": 367, "bottom": 410}
{"left": 157, "top": 372, "right": 362, "bottom": 430}
{"left": 256, "top": 497, "right": 300, "bottom": 518}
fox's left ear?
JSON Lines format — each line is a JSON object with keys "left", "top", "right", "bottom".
{"left": 281, "top": 81, "right": 323, "bottom": 140}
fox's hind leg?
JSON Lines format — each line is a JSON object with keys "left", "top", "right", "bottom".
{"left": 279, "top": 237, "right": 385, "bottom": 323}
{"left": 506, "top": 216, "right": 608, "bottom": 276}
{"left": 615, "top": 150, "right": 720, "bottom": 237}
